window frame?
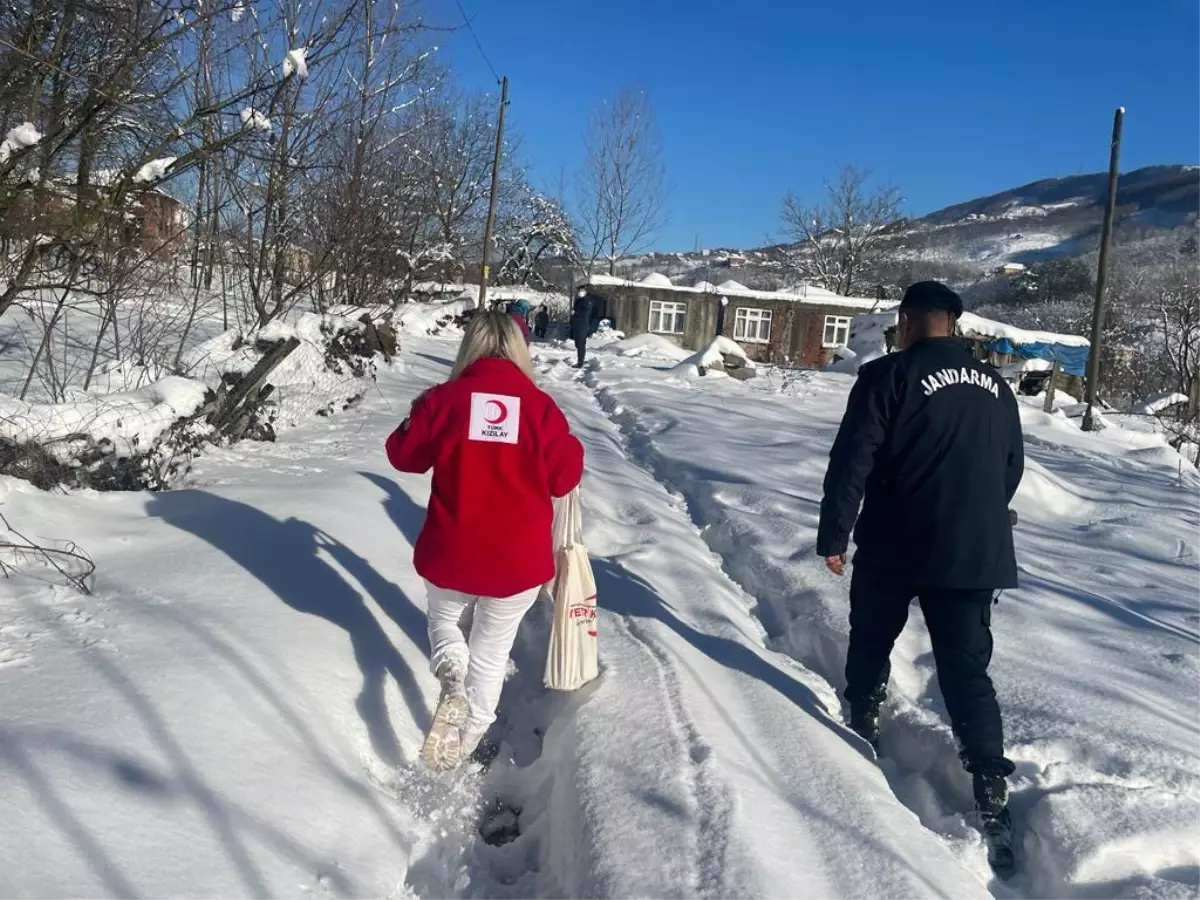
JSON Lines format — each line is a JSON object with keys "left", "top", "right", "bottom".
{"left": 822, "top": 314, "right": 853, "bottom": 348}
{"left": 733, "top": 306, "right": 773, "bottom": 344}
{"left": 648, "top": 299, "right": 687, "bottom": 335}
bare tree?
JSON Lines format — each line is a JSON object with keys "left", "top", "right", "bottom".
{"left": 780, "top": 164, "right": 902, "bottom": 296}
{"left": 1155, "top": 263, "right": 1200, "bottom": 405}
{"left": 494, "top": 183, "right": 579, "bottom": 288}
{"left": 577, "top": 85, "right": 667, "bottom": 276}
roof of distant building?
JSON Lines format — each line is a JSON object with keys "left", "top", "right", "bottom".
{"left": 588, "top": 272, "right": 889, "bottom": 310}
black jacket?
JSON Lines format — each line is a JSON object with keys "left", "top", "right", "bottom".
{"left": 817, "top": 337, "right": 1024, "bottom": 589}
{"left": 570, "top": 294, "right": 594, "bottom": 339}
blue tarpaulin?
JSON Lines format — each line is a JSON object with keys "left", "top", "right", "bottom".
{"left": 985, "top": 338, "right": 1090, "bottom": 377}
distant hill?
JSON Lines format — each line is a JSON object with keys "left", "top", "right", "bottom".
{"left": 920, "top": 165, "right": 1198, "bottom": 226}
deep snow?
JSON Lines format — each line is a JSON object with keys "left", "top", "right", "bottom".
{"left": 0, "top": 329, "right": 1196, "bottom": 899}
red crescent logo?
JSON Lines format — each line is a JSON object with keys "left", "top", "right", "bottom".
{"left": 485, "top": 400, "right": 508, "bottom": 425}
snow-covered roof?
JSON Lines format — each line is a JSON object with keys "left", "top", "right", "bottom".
{"left": 957, "top": 312, "right": 1090, "bottom": 348}
{"left": 1135, "top": 392, "right": 1189, "bottom": 416}
{"left": 639, "top": 273, "right": 673, "bottom": 287}
{"left": 587, "top": 273, "right": 888, "bottom": 310}
{"left": 855, "top": 309, "right": 1090, "bottom": 349}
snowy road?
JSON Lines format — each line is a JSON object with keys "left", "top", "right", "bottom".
{"left": 0, "top": 334, "right": 1196, "bottom": 898}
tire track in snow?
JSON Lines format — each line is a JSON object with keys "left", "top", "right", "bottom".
{"left": 610, "top": 612, "right": 734, "bottom": 899}
{"left": 569, "top": 361, "right": 1006, "bottom": 890}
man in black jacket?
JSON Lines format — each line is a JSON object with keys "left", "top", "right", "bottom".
{"left": 570, "top": 287, "right": 595, "bottom": 368}
{"left": 817, "top": 280, "right": 1024, "bottom": 831}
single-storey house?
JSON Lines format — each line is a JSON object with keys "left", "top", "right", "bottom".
{"left": 585, "top": 273, "right": 889, "bottom": 366}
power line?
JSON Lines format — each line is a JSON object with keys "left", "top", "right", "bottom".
{"left": 453, "top": 0, "right": 500, "bottom": 85}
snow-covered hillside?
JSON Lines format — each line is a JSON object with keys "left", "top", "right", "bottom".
{"left": 0, "top": 331, "right": 1196, "bottom": 898}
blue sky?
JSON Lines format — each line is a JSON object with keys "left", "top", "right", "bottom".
{"left": 431, "top": 0, "right": 1199, "bottom": 251}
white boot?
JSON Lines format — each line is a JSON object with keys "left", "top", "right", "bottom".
{"left": 422, "top": 657, "right": 470, "bottom": 772}
{"left": 422, "top": 691, "right": 469, "bottom": 772}
{"left": 435, "top": 656, "right": 467, "bottom": 698}
{"left": 459, "top": 722, "right": 488, "bottom": 761}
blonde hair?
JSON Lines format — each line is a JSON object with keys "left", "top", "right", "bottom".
{"left": 451, "top": 310, "right": 535, "bottom": 380}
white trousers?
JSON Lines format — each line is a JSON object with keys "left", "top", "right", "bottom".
{"left": 425, "top": 582, "right": 541, "bottom": 731}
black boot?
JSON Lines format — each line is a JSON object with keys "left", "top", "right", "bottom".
{"left": 972, "top": 771, "right": 1008, "bottom": 817}
{"left": 970, "top": 765, "right": 1017, "bottom": 878}
{"left": 847, "top": 684, "right": 885, "bottom": 749}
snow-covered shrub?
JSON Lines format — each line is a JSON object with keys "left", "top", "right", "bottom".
{"left": 0, "top": 312, "right": 389, "bottom": 492}
{"left": 395, "top": 298, "right": 475, "bottom": 337}
{"left": 0, "top": 370, "right": 214, "bottom": 490}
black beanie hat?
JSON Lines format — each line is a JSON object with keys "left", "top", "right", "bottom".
{"left": 900, "top": 281, "right": 963, "bottom": 317}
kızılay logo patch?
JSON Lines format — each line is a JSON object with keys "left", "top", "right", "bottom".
{"left": 468, "top": 392, "right": 521, "bottom": 444}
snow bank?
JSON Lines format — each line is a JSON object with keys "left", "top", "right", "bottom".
{"left": 0, "top": 122, "right": 41, "bottom": 163}
{"left": 716, "top": 279, "right": 748, "bottom": 293}
{"left": 0, "top": 377, "right": 208, "bottom": 458}
{"left": 1135, "top": 391, "right": 1189, "bottom": 416}
{"left": 609, "top": 333, "right": 692, "bottom": 361}
{"left": 828, "top": 311, "right": 895, "bottom": 373}
{"left": 639, "top": 273, "right": 673, "bottom": 288}
{"left": 394, "top": 298, "right": 473, "bottom": 337}
{"left": 672, "top": 336, "right": 756, "bottom": 378}
{"left": 589, "top": 319, "right": 625, "bottom": 348}
{"left": 0, "top": 311, "right": 386, "bottom": 489}
{"left": 84, "top": 359, "right": 173, "bottom": 394}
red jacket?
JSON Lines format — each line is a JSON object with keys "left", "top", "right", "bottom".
{"left": 385, "top": 358, "right": 584, "bottom": 597}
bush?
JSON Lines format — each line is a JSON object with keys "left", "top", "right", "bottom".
{"left": 0, "top": 313, "right": 390, "bottom": 492}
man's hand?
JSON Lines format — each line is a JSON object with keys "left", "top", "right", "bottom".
{"left": 825, "top": 554, "right": 847, "bottom": 577}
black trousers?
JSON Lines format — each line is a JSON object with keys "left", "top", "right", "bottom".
{"left": 845, "top": 570, "right": 1010, "bottom": 772}
{"left": 573, "top": 336, "right": 586, "bottom": 366}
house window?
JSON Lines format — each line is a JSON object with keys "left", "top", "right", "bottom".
{"left": 823, "top": 315, "right": 852, "bottom": 348}
{"left": 733, "top": 307, "right": 772, "bottom": 343}
{"left": 648, "top": 300, "right": 686, "bottom": 335}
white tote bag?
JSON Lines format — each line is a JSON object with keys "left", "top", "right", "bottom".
{"left": 544, "top": 489, "right": 599, "bottom": 691}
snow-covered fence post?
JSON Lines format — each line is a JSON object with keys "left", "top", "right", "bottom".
{"left": 210, "top": 337, "right": 301, "bottom": 436}
{"left": 1043, "top": 360, "right": 1061, "bottom": 413}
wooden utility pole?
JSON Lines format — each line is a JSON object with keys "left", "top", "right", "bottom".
{"left": 477, "top": 75, "right": 509, "bottom": 310}
{"left": 1081, "top": 107, "right": 1124, "bottom": 432}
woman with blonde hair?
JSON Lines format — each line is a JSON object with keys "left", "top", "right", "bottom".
{"left": 386, "top": 310, "right": 584, "bottom": 771}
